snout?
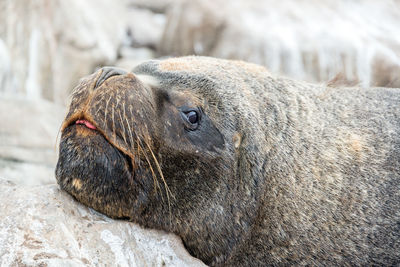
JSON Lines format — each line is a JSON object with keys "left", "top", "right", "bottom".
{"left": 56, "top": 67, "right": 158, "bottom": 218}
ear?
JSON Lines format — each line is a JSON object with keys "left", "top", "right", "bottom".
{"left": 232, "top": 132, "right": 243, "bottom": 150}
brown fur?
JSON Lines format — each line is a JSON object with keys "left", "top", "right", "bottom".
{"left": 56, "top": 57, "right": 400, "bottom": 266}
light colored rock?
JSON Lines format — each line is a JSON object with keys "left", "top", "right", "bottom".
{"left": 119, "top": 47, "right": 156, "bottom": 61}
{"left": 116, "top": 47, "right": 156, "bottom": 70}
{"left": 0, "top": 39, "right": 15, "bottom": 94}
{"left": 0, "top": 179, "right": 206, "bottom": 266}
{"left": 124, "top": 8, "right": 166, "bottom": 48}
{"left": 159, "top": 0, "right": 226, "bottom": 57}
{"left": 0, "top": 0, "right": 128, "bottom": 104}
{"left": 0, "top": 0, "right": 171, "bottom": 104}
{"left": 0, "top": 160, "right": 56, "bottom": 186}
{"left": 159, "top": 0, "right": 400, "bottom": 87}
{"left": 0, "top": 96, "right": 66, "bottom": 185}
{"left": 128, "top": 0, "right": 179, "bottom": 13}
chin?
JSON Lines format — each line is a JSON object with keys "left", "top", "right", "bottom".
{"left": 56, "top": 123, "right": 136, "bottom": 220}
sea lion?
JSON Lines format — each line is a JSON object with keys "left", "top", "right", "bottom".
{"left": 56, "top": 56, "right": 400, "bottom": 266}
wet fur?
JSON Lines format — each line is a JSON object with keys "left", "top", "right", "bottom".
{"left": 57, "top": 57, "right": 400, "bottom": 266}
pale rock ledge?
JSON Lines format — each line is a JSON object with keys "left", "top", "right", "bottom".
{"left": 0, "top": 179, "right": 206, "bottom": 267}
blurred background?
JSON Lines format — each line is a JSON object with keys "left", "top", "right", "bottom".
{"left": 1, "top": 0, "right": 399, "bottom": 185}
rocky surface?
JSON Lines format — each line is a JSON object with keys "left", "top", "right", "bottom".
{"left": 159, "top": 0, "right": 400, "bottom": 87}
{"left": 0, "top": 96, "right": 66, "bottom": 185}
{"left": 0, "top": 179, "right": 206, "bottom": 266}
{"left": 128, "top": 0, "right": 179, "bottom": 14}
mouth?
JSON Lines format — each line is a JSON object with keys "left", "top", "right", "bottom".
{"left": 61, "top": 113, "right": 99, "bottom": 133}
{"left": 68, "top": 117, "right": 135, "bottom": 173}
{"left": 58, "top": 112, "right": 133, "bottom": 174}
{"left": 75, "top": 119, "right": 97, "bottom": 130}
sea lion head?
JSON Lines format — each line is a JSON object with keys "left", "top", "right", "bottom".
{"left": 56, "top": 57, "right": 269, "bottom": 264}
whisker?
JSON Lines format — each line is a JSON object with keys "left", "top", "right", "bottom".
{"left": 103, "top": 95, "right": 112, "bottom": 128}
{"left": 143, "top": 137, "right": 174, "bottom": 223}
{"left": 54, "top": 121, "right": 63, "bottom": 153}
{"left": 124, "top": 115, "right": 137, "bottom": 167}
{"left": 123, "top": 104, "right": 132, "bottom": 149}
{"left": 111, "top": 96, "right": 120, "bottom": 143}
{"left": 94, "top": 94, "right": 106, "bottom": 118}
{"left": 111, "top": 106, "right": 116, "bottom": 142}
{"left": 136, "top": 137, "right": 162, "bottom": 198}
{"left": 144, "top": 139, "right": 173, "bottom": 198}
{"left": 118, "top": 109, "right": 128, "bottom": 146}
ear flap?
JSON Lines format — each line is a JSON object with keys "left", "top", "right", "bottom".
{"left": 232, "top": 132, "right": 242, "bottom": 149}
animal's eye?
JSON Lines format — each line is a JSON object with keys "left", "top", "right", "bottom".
{"left": 185, "top": 110, "right": 199, "bottom": 124}
{"left": 180, "top": 108, "right": 201, "bottom": 130}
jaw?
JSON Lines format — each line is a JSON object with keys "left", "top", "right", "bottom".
{"left": 55, "top": 124, "right": 138, "bottom": 219}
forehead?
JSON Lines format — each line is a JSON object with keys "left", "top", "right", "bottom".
{"left": 158, "top": 56, "right": 268, "bottom": 76}
{"left": 133, "top": 56, "right": 268, "bottom": 89}
{"left": 133, "top": 58, "right": 225, "bottom": 96}
{"left": 169, "top": 89, "right": 205, "bottom": 107}
{"left": 133, "top": 57, "right": 224, "bottom": 83}
{"left": 132, "top": 56, "right": 268, "bottom": 113}
{"left": 134, "top": 59, "right": 218, "bottom": 104}
{"left": 159, "top": 60, "right": 193, "bottom": 72}
{"left": 133, "top": 76, "right": 206, "bottom": 107}
{"left": 157, "top": 57, "right": 219, "bottom": 74}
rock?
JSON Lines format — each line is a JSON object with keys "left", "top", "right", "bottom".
{"left": 0, "top": 0, "right": 128, "bottom": 104}
{"left": 159, "top": 0, "right": 400, "bottom": 87}
{"left": 0, "top": 39, "right": 14, "bottom": 94}
{"left": 124, "top": 8, "right": 166, "bottom": 49}
{"left": 0, "top": 96, "right": 66, "bottom": 185}
{"left": 116, "top": 47, "right": 156, "bottom": 70}
{"left": 0, "top": 179, "right": 206, "bottom": 266}
{"left": 0, "top": 0, "right": 173, "bottom": 104}
{"left": 159, "top": 0, "right": 226, "bottom": 57}
{"left": 128, "top": 0, "right": 179, "bottom": 14}
{"left": 0, "top": 160, "right": 56, "bottom": 186}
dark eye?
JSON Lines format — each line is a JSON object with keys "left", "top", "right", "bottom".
{"left": 181, "top": 108, "right": 201, "bottom": 130}
{"left": 186, "top": 110, "right": 199, "bottom": 124}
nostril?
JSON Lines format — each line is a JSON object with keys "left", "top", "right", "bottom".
{"left": 94, "top": 67, "right": 127, "bottom": 89}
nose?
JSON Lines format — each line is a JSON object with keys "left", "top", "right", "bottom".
{"left": 94, "top": 67, "right": 127, "bottom": 89}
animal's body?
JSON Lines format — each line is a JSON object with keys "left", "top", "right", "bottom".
{"left": 56, "top": 57, "right": 400, "bottom": 266}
